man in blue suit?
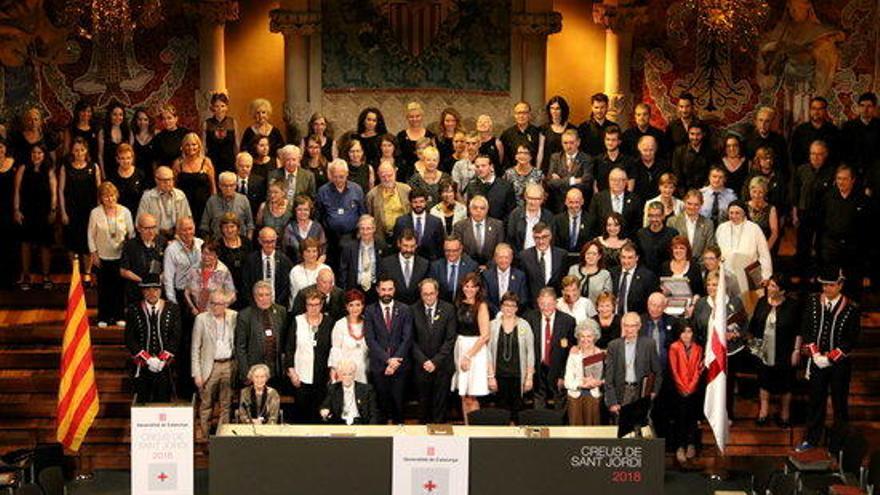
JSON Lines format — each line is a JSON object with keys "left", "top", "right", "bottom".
{"left": 482, "top": 243, "right": 529, "bottom": 315}
{"left": 364, "top": 276, "right": 414, "bottom": 424}
{"left": 429, "top": 234, "right": 479, "bottom": 303}
{"left": 392, "top": 187, "right": 445, "bottom": 261}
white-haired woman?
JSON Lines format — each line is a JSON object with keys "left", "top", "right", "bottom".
{"left": 237, "top": 363, "right": 281, "bottom": 424}
{"left": 564, "top": 319, "right": 605, "bottom": 425}
{"left": 240, "top": 98, "right": 285, "bottom": 159}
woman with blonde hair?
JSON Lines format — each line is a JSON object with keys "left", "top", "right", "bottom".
{"left": 408, "top": 146, "right": 449, "bottom": 208}
{"left": 88, "top": 181, "right": 135, "bottom": 326}
{"left": 396, "top": 102, "right": 435, "bottom": 180}
{"left": 475, "top": 114, "right": 504, "bottom": 177}
{"left": 747, "top": 175, "right": 780, "bottom": 252}
{"left": 173, "top": 132, "right": 215, "bottom": 227}
{"left": 240, "top": 98, "right": 285, "bottom": 158}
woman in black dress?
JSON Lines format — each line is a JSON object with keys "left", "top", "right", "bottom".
{"left": 719, "top": 134, "right": 749, "bottom": 197}
{"left": 539, "top": 96, "right": 576, "bottom": 173}
{"left": 153, "top": 104, "right": 190, "bottom": 168}
{"left": 131, "top": 108, "right": 155, "bottom": 184}
{"left": 14, "top": 143, "right": 57, "bottom": 290}
{"left": 302, "top": 112, "right": 337, "bottom": 162}
{"left": 343, "top": 138, "right": 373, "bottom": 193}
{"left": 249, "top": 135, "right": 274, "bottom": 182}
{"left": 216, "top": 212, "right": 249, "bottom": 309}
{"left": 59, "top": 137, "right": 101, "bottom": 284}
{"left": 204, "top": 93, "right": 238, "bottom": 178}
{"left": 0, "top": 138, "right": 17, "bottom": 287}
{"left": 396, "top": 102, "right": 435, "bottom": 182}
{"left": 173, "top": 133, "right": 216, "bottom": 228}
{"left": 108, "top": 143, "right": 146, "bottom": 215}
{"left": 355, "top": 107, "right": 387, "bottom": 167}
{"left": 64, "top": 100, "right": 98, "bottom": 160}
{"left": 435, "top": 107, "right": 461, "bottom": 172}
{"left": 748, "top": 274, "right": 801, "bottom": 427}
{"left": 303, "top": 135, "right": 329, "bottom": 190}
{"left": 240, "top": 98, "right": 285, "bottom": 159}
{"left": 9, "top": 107, "right": 59, "bottom": 166}
{"left": 476, "top": 114, "right": 504, "bottom": 178}
{"left": 97, "top": 101, "right": 132, "bottom": 178}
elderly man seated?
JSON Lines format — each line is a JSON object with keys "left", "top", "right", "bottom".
{"left": 319, "top": 360, "right": 380, "bottom": 425}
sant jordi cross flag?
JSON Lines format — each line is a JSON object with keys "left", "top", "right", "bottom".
{"left": 703, "top": 262, "right": 729, "bottom": 453}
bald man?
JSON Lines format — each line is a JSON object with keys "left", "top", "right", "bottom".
{"left": 290, "top": 267, "right": 346, "bottom": 321}
{"left": 552, "top": 188, "right": 590, "bottom": 255}
{"left": 452, "top": 195, "right": 504, "bottom": 266}
{"left": 137, "top": 166, "right": 193, "bottom": 238}
{"left": 546, "top": 129, "right": 592, "bottom": 212}
{"left": 603, "top": 312, "right": 661, "bottom": 420}
{"left": 241, "top": 227, "right": 294, "bottom": 307}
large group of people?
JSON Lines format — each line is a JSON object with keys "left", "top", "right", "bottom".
{"left": 0, "top": 90, "right": 875, "bottom": 461}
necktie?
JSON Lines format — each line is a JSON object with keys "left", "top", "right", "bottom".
{"left": 149, "top": 306, "right": 158, "bottom": 329}
{"left": 614, "top": 195, "right": 623, "bottom": 213}
{"left": 539, "top": 251, "right": 547, "bottom": 283}
{"left": 264, "top": 256, "right": 272, "bottom": 280}
{"left": 653, "top": 320, "right": 661, "bottom": 354}
{"left": 711, "top": 191, "right": 721, "bottom": 225}
{"left": 238, "top": 179, "right": 245, "bottom": 193}
{"left": 384, "top": 306, "right": 392, "bottom": 330}
{"left": 825, "top": 302, "right": 833, "bottom": 314}
{"left": 619, "top": 270, "right": 630, "bottom": 314}
{"left": 426, "top": 307, "right": 433, "bottom": 325}
{"left": 543, "top": 318, "right": 552, "bottom": 366}
{"left": 569, "top": 216, "right": 579, "bottom": 251}
{"left": 449, "top": 263, "right": 458, "bottom": 296}
{"left": 475, "top": 222, "right": 484, "bottom": 252}
{"left": 499, "top": 272, "right": 508, "bottom": 298}
{"left": 415, "top": 216, "right": 423, "bottom": 243}
{"left": 404, "top": 259, "right": 412, "bottom": 286}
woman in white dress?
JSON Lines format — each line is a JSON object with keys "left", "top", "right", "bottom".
{"left": 715, "top": 200, "right": 772, "bottom": 311}
{"left": 288, "top": 237, "right": 330, "bottom": 309}
{"left": 328, "top": 289, "right": 370, "bottom": 383}
{"left": 451, "top": 272, "right": 491, "bottom": 423}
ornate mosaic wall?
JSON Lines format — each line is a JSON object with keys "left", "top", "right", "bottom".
{"left": 321, "top": 0, "right": 511, "bottom": 92}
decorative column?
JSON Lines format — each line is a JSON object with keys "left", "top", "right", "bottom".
{"left": 185, "top": 0, "right": 239, "bottom": 107}
{"left": 269, "top": 8, "right": 322, "bottom": 140}
{"left": 511, "top": 11, "right": 562, "bottom": 112}
{"left": 592, "top": 1, "right": 647, "bottom": 124}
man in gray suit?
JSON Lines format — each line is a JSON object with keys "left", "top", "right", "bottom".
{"left": 666, "top": 189, "right": 716, "bottom": 261}
{"left": 191, "top": 289, "right": 237, "bottom": 439}
{"left": 268, "top": 144, "right": 316, "bottom": 201}
{"left": 452, "top": 195, "right": 504, "bottom": 267}
{"left": 235, "top": 281, "right": 288, "bottom": 386}
{"left": 603, "top": 312, "right": 662, "bottom": 417}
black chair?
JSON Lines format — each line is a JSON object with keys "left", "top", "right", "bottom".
{"left": 36, "top": 466, "right": 63, "bottom": 495}
{"left": 467, "top": 408, "right": 511, "bottom": 426}
{"left": 801, "top": 433, "right": 868, "bottom": 495}
{"left": 517, "top": 408, "right": 564, "bottom": 426}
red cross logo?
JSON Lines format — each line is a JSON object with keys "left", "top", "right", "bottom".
{"left": 423, "top": 480, "right": 437, "bottom": 492}
{"left": 159, "top": 413, "right": 167, "bottom": 422}
{"left": 157, "top": 472, "right": 169, "bottom": 482}
{"left": 427, "top": 446, "right": 435, "bottom": 456}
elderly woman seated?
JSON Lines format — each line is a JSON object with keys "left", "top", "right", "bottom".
{"left": 564, "top": 320, "right": 606, "bottom": 426}
{"left": 320, "top": 359, "right": 380, "bottom": 425}
{"left": 236, "top": 364, "right": 281, "bottom": 425}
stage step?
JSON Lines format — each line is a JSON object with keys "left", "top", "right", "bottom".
{"left": 0, "top": 346, "right": 129, "bottom": 369}
{"left": 0, "top": 324, "right": 125, "bottom": 345}
{"left": 0, "top": 369, "right": 130, "bottom": 393}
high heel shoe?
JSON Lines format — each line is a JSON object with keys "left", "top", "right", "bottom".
{"left": 755, "top": 416, "right": 769, "bottom": 426}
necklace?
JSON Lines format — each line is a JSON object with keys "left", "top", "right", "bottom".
{"left": 501, "top": 326, "right": 515, "bottom": 362}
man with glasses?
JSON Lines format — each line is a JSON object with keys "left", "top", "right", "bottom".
{"left": 242, "top": 227, "right": 293, "bottom": 307}
{"left": 191, "top": 290, "right": 236, "bottom": 440}
{"left": 507, "top": 183, "right": 552, "bottom": 252}
{"left": 120, "top": 213, "right": 167, "bottom": 305}
{"left": 137, "top": 166, "right": 192, "bottom": 240}
{"left": 667, "top": 189, "right": 716, "bottom": 261}
{"left": 453, "top": 195, "right": 504, "bottom": 268}
{"left": 200, "top": 171, "right": 254, "bottom": 239}
{"left": 586, "top": 167, "right": 643, "bottom": 239}
{"left": 500, "top": 101, "right": 541, "bottom": 170}
{"left": 519, "top": 222, "right": 568, "bottom": 304}
{"left": 429, "top": 234, "right": 478, "bottom": 303}
{"left": 462, "top": 155, "right": 516, "bottom": 223}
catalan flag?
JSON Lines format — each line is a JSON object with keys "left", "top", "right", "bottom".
{"left": 56, "top": 258, "right": 99, "bottom": 452}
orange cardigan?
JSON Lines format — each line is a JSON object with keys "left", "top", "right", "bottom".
{"left": 669, "top": 340, "right": 704, "bottom": 396}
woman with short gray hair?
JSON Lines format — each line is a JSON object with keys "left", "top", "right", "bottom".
{"left": 237, "top": 363, "right": 281, "bottom": 424}
{"left": 564, "top": 319, "right": 605, "bottom": 425}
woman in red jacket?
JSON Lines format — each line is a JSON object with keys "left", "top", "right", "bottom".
{"left": 669, "top": 325, "right": 704, "bottom": 465}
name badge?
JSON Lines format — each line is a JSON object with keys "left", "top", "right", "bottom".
{"left": 337, "top": 208, "right": 345, "bottom": 215}
{"left": 312, "top": 339, "right": 318, "bottom": 348}
{"left": 265, "top": 329, "right": 273, "bottom": 337}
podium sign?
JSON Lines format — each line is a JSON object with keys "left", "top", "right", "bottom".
{"left": 131, "top": 405, "right": 194, "bottom": 494}
{"left": 392, "top": 435, "right": 469, "bottom": 495}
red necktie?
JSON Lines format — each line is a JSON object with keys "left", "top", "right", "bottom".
{"left": 384, "top": 306, "right": 392, "bottom": 331}
{"left": 543, "top": 318, "right": 552, "bottom": 366}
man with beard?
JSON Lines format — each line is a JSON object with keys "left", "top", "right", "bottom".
{"left": 622, "top": 103, "right": 666, "bottom": 158}
{"left": 672, "top": 123, "right": 715, "bottom": 194}
{"left": 379, "top": 229, "right": 429, "bottom": 305}
{"left": 462, "top": 155, "right": 517, "bottom": 222}
{"left": 392, "top": 188, "right": 445, "bottom": 261}
{"left": 577, "top": 93, "right": 618, "bottom": 156}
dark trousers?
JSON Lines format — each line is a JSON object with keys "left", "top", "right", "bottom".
{"left": 175, "top": 289, "right": 196, "bottom": 401}
{"left": 805, "top": 360, "right": 852, "bottom": 445}
{"left": 96, "top": 259, "right": 124, "bottom": 322}
{"left": 533, "top": 364, "right": 564, "bottom": 410}
{"left": 795, "top": 211, "right": 819, "bottom": 277}
{"left": 372, "top": 370, "right": 407, "bottom": 424}
{"left": 134, "top": 367, "right": 173, "bottom": 403}
{"left": 414, "top": 368, "right": 452, "bottom": 423}
{"left": 495, "top": 376, "right": 523, "bottom": 420}
{"left": 673, "top": 391, "right": 701, "bottom": 449}
{"left": 292, "top": 382, "right": 324, "bottom": 424}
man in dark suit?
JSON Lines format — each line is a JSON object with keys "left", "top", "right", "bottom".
{"left": 640, "top": 292, "right": 681, "bottom": 439}
{"left": 552, "top": 188, "right": 590, "bottom": 266}
{"left": 338, "top": 214, "right": 388, "bottom": 300}
{"left": 671, "top": 122, "right": 715, "bottom": 194}
{"left": 411, "top": 279, "right": 457, "bottom": 423}
{"left": 591, "top": 126, "right": 637, "bottom": 192}
{"left": 392, "top": 187, "right": 445, "bottom": 261}
{"left": 267, "top": 144, "right": 317, "bottom": 201}
{"left": 525, "top": 288, "right": 577, "bottom": 409}
{"left": 319, "top": 359, "right": 381, "bottom": 425}
{"left": 234, "top": 280, "right": 289, "bottom": 387}
{"left": 577, "top": 92, "right": 618, "bottom": 156}
{"left": 586, "top": 167, "right": 643, "bottom": 239}
{"left": 482, "top": 243, "right": 529, "bottom": 315}
{"left": 241, "top": 227, "right": 294, "bottom": 307}
{"left": 463, "top": 155, "right": 517, "bottom": 223}
{"left": 379, "top": 229, "right": 429, "bottom": 305}
{"left": 546, "top": 129, "right": 593, "bottom": 212}
{"left": 235, "top": 152, "right": 266, "bottom": 218}
{"left": 519, "top": 222, "right": 568, "bottom": 305}
{"left": 622, "top": 103, "right": 667, "bottom": 158}
{"left": 453, "top": 195, "right": 504, "bottom": 267}
{"left": 609, "top": 242, "right": 659, "bottom": 316}
{"left": 290, "top": 268, "right": 346, "bottom": 322}
{"left": 603, "top": 312, "right": 662, "bottom": 424}
{"left": 364, "top": 276, "right": 414, "bottom": 423}
{"left": 506, "top": 183, "right": 553, "bottom": 252}
{"left": 429, "top": 234, "right": 479, "bottom": 303}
